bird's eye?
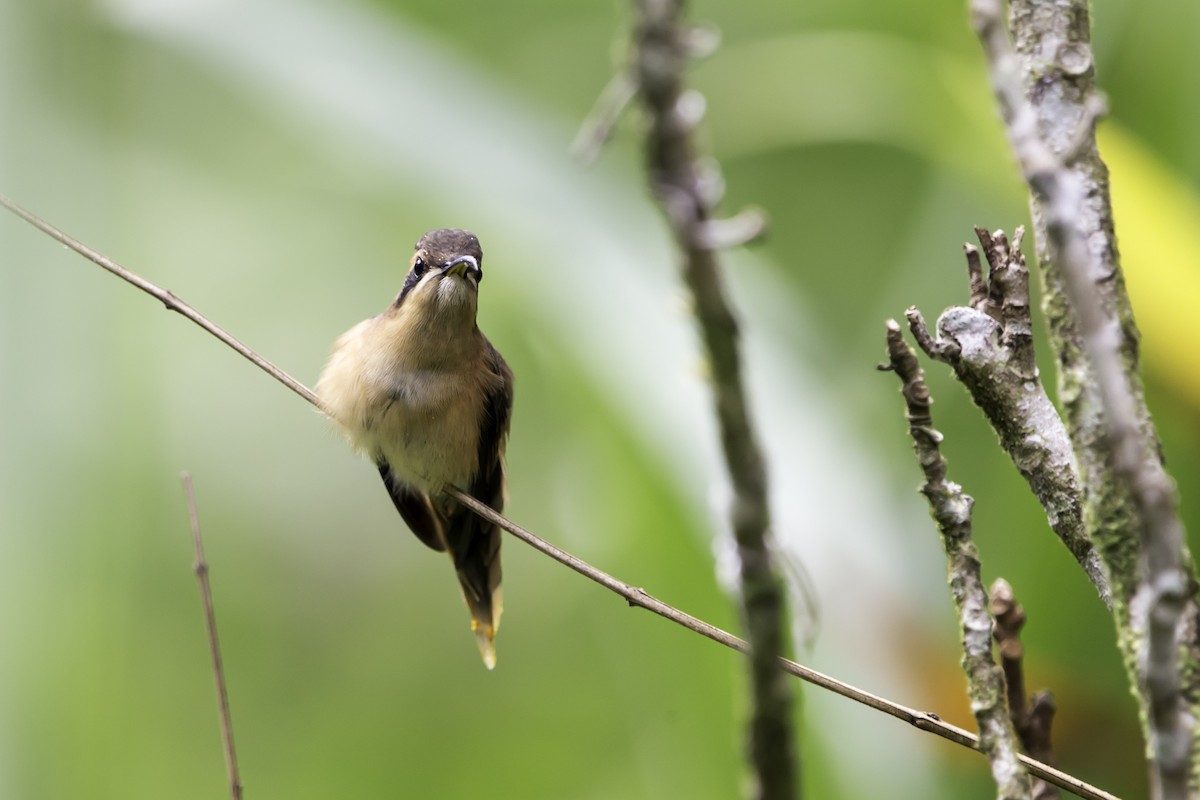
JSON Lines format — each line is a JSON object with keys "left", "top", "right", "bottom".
{"left": 412, "top": 256, "right": 427, "bottom": 277}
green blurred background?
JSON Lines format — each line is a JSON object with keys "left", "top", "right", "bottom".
{"left": 2, "top": 0, "right": 1198, "bottom": 797}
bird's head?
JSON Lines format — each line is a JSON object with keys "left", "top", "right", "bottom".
{"left": 393, "top": 229, "right": 484, "bottom": 322}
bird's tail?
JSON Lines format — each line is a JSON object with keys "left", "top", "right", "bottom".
{"left": 445, "top": 516, "right": 504, "bottom": 669}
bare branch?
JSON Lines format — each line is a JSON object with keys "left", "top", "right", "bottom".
{"left": 884, "top": 321, "right": 1031, "bottom": 800}
{"left": 971, "top": 0, "right": 1198, "bottom": 792}
{"left": 615, "top": 1, "right": 798, "bottom": 796}
{"left": 453, "top": 485, "right": 1116, "bottom": 800}
{"left": 569, "top": 68, "right": 638, "bottom": 165}
{"left": 182, "top": 473, "right": 244, "bottom": 800}
{"left": 991, "top": 578, "right": 1060, "bottom": 800}
{"left": 0, "top": 193, "right": 324, "bottom": 415}
{"left": 905, "top": 231, "right": 1105, "bottom": 602}
{"left": 0, "top": 194, "right": 1119, "bottom": 800}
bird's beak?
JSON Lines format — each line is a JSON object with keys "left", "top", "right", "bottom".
{"left": 443, "top": 255, "right": 480, "bottom": 280}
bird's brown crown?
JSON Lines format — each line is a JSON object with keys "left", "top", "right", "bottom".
{"left": 415, "top": 229, "right": 483, "bottom": 270}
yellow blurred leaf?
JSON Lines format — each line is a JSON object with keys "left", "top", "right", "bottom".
{"left": 1103, "top": 123, "right": 1200, "bottom": 405}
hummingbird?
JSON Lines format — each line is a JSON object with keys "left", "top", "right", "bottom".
{"left": 316, "top": 228, "right": 513, "bottom": 669}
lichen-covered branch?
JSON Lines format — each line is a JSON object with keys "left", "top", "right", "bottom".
{"left": 628, "top": 2, "right": 796, "bottom": 798}
{"left": 992, "top": 578, "right": 1060, "bottom": 800}
{"left": 884, "top": 321, "right": 1031, "bottom": 800}
{"left": 906, "top": 227, "right": 1106, "bottom": 602}
{"left": 971, "top": 0, "right": 1199, "bottom": 794}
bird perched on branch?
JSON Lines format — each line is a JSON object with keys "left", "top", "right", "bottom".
{"left": 316, "top": 228, "right": 513, "bottom": 669}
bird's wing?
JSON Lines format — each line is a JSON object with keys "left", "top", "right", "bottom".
{"left": 443, "top": 337, "right": 514, "bottom": 668}
{"left": 472, "top": 337, "right": 514, "bottom": 512}
{"left": 376, "top": 460, "right": 446, "bottom": 552}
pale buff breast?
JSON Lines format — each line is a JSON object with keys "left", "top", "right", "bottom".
{"left": 370, "top": 364, "right": 484, "bottom": 491}
{"left": 316, "top": 312, "right": 486, "bottom": 492}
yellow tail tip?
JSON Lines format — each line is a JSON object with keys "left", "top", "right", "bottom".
{"left": 474, "top": 629, "right": 497, "bottom": 670}
{"left": 466, "top": 592, "right": 501, "bottom": 670}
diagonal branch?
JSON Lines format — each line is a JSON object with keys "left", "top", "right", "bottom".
{"left": 0, "top": 193, "right": 1118, "bottom": 800}
{"left": 884, "top": 321, "right": 1031, "bottom": 800}
{"left": 451, "top": 488, "right": 1112, "bottom": 800}
{"left": 0, "top": 193, "right": 324, "bottom": 416}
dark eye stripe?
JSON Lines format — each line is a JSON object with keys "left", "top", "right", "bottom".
{"left": 394, "top": 258, "right": 427, "bottom": 307}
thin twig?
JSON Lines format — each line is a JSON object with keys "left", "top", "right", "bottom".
{"left": 991, "top": 578, "right": 1060, "bottom": 800}
{"left": 569, "top": 68, "right": 638, "bottom": 165}
{"left": 182, "top": 473, "right": 244, "bottom": 800}
{"left": 0, "top": 194, "right": 1118, "bottom": 800}
{"left": 626, "top": 2, "right": 794, "bottom": 798}
{"left": 971, "top": 2, "right": 1196, "bottom": 794}
{"left": 883, "top": 321, "right": 1031, "bottom": 800}
{"left": 0, "top": 193, "right": 324, "bottom": 415}
{"left": 449, "top": 488, "right": 1113, "bottom": 800}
